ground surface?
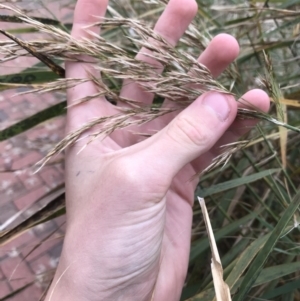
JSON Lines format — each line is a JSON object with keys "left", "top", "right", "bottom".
{"left": 0, "top": 2, "right": 70, "bottom": 299}
{"left": 0, "top": 88, "right": 66, "bottom": 300}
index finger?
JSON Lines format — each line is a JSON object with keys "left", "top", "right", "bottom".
{"left": 66, "top": 0, "right": 117, "bottom": 129}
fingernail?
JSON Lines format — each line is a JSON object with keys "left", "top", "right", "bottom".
{"left": 202, "top": 92, "right": 230, "bottom": 121}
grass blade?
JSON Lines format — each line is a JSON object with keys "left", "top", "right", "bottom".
{"left": 189, "top": 212, "right": 260, "bottom": 264}
{"left": 0, "top": 186, "right": 65, "bottom": 246}
{"left": 0, "top": 101, "right": 66, "bottom": 141}
{"left": 199, "top": 169, "right": 280, "bottom": 197}
{"left": 0, "top": 30, "right": 65, "bottom": 77}
{"left": 225, "top": 234, "right": 270, "bottom": 290}
{"left": 232, "top": 189, "right": 300, "bottom": 301}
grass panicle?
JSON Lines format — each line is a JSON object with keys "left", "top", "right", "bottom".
{"left": 1, "top": 0, "right": 300, "bottom": 300}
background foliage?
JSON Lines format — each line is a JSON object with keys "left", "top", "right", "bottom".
{"left": 1, "top": 0, "right": 300, "bottom": 300}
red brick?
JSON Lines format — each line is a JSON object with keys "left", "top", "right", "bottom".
{"left": 17, "top": 100, "right": 32, "bottom": 113}
{"left": 29, "top": 253, "right": 56, "bottom": 276}
{"left": 32, "top": 220, "right": 59, "bottom": 241}
{"left": 9, "top": 93, "right": 27, "bottom": 105}
{"left": 0, "top": 141, "right": 12, "bottom": 154}
{"left": 1, "top": 148, "right": 23, "bottom": 165}
{"left": 0, "top": 170, "right": 27, "bottom": 201}
{"left": 0, "top": 90, "right": 15, "bottom": 102}
{"left": 7, "top": 104, "right": 28, "bottom": 121}
{"left": 0, "top": 156, "right": 13, "bottom": 170}
{"left": 0, "top": 99, "right": 10, "bottom": 110}
{"left": 47, "top": 241, "right": 63, "bottom": 260}
{"left": 14, "top": 186, "right": 49, "bottom": 211}
{"left": 0, "top": 232, "right": 35, "bottom": 256}
{"left": 1, "top": 256, "right": 33, "bottom": 290}
{"left": 12, "top": 151, "right": 43, "bottom": 170}
{"left": 22, "top": 203, "right": 41, "bottom": 219}
{"left": 0, "top": 201, "right": 18, "bottom": 225}
{"left": 0, "top": 267, "right": 5, "bottom": 280}
{"left": 10, "top": 135, "right": 27, "bottom": 151}
{"left": 40, "top": 93, "right": 58, "bottom": 106}
{"left": 7, "top": 112, "right": 26, "bottom": 123}
{"left": 45, "top": 96, "right": 60, "bottom": 106}
{"left": 0, "top": 172, "right": 18, "bottom": 192}
{"left": 17, "top": 170, "right": 43, "bottom": 191}
{"left": 0, "top": 183, "right": 27, "bottom": 207}
{"left": 45, "top": 116, "right": 66, "bottom": 132}
{"left": 0, "top": 279, "right": 11, "bottom": 298}
{"left": 22, "top": 235, "right": 63, "bottom": 262}
{"left": 0, "top": 3, "right": 71, "bottom": 301}
{"left": 24, "top": 107, "right": 40, "bottom": 117}
{"left": 30, "top": 254, "right": 57, "bottom": 288}
{"left": 39, "top": 167, "right": 64, "bottom": 188}
{"left": 26, "top": 125, "right": 49, "bottom": 141}
{"left": 5, "top": 283, "right": 43, "bottom": 301}
{"left": 0, "top": 121, "right": 12, "bottom": 131}
{"left": 53, "top": 215, "right": 66, "bottom": 231}
{"left": 24, "top": 94, "right": 49, "bottom": 112}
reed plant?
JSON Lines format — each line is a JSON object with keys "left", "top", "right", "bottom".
{"left": 1, "top": 0, "right": 300, "bottom": 300}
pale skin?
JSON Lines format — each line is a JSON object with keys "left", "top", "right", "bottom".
{"left": 45, "top": 0, "right": 270, "bottom": 300}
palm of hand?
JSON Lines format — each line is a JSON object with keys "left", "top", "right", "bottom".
{"left": 47, "top": 0, "right": 269, "bottom": 300}
{"left": 64, "top": 83, "right": 197, "bottom": 300}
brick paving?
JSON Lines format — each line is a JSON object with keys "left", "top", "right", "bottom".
{"left": 0, "top": 88, "right": 66, "bottom": 299}
{"left": 0, "top": 2, "right": 70, "bottom": 299}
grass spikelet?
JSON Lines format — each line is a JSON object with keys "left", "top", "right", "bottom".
{"left": 36, "top": 106, "right": 174, "bottom": 169}
{"left": 2, "top": 1, "right": 300, "bottom": 300}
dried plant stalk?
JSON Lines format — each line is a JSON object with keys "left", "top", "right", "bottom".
{"left": 36, "top": 106, "right": 175, "bottom": 169}
{"left": 2, "top": 3, "right": 299, "bottom": 174}
{"left": 198, "top": 197, "right": 231, "bottom": 301}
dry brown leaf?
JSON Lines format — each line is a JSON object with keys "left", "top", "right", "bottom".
{"left": 198, "top": 197, "right": 231, "bottom": 301}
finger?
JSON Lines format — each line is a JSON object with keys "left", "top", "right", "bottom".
{"left": 190, "top": 89, "right": 270, "bottom": 172}
{"left": 227, "top": 89, "right": 270, "bottom": 136}
{"left": 67, "top": 0, "right": 108, "bottom": 84}
{"left": 158, "top": 34, "right": 239, "bottom": 124}
{"left": 127, "top": 34, "right": 239, "bottom": 146}
{"left": 196, "top": 33, "right": 240, "bottom": 78}
{"left": 119, "top": 0, "right": 198, "bottom": 106}
{"left": 66, "top": 0, "right": 116, "bottom": 129}
{"left": 133, "top": 92, "right": 237, "bottom": 179}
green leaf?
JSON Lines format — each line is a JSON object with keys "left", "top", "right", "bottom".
{"left": 181, "top": 284, "right": 202, "bottom": 301}
{"left": 189, "top": 212, "right": 260, "bottom": 264}
{"left": 232, "top": 189, "right": 300, "bottom": 301}
{"left": 0, "top": 101, "right": 66, "bottom": 141}
{"left": 248, "top": 261, "right": 300, "bottom": 288}
{"left": 0, "top": 70, "right": 59, "bottom": 87}
{"left": 7, "top": 27, "right": 38, "bottom": 34}
{"left": 280, "top": 0, "right": 300, "bottom": 8}
{"left": 261, "top": 279, "right": 300, "bottom": 299}
{"left": 0, "top": 14, "right": 70, "bottom": 26}
{"left": 226, "top": 234, "right": 270, "bottom": 289}
{"left": 199, "top": 169, "right": 280, "bottom": 197}
{"left": 188, "top": 261, "right": 300, "bottom": 301}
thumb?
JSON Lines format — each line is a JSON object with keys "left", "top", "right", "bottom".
{"left": 141, "top": 92, "right": 237, "bottom": 177}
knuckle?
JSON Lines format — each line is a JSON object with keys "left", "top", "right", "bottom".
{"left": 168, "top": 115, "right": 210, "bottom": 148}
{"left": 107, "top": 154, "right": 152, "bottom": 188}
{"left": 107, "top": 156, "right": 138, "bottom": 186}
{"left": 106, "top": 154, "right": 166, "bottom": 203}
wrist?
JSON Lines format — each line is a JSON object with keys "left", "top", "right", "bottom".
{"left": 45, "top": 261, "right": 156, "bottom": 301}
{"left": 45, "top": 228, "right": 160, "bottom": 301}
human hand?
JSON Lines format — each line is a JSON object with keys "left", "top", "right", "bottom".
{"left": 45, "top": 0, "right": 270, "bottom": 300}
